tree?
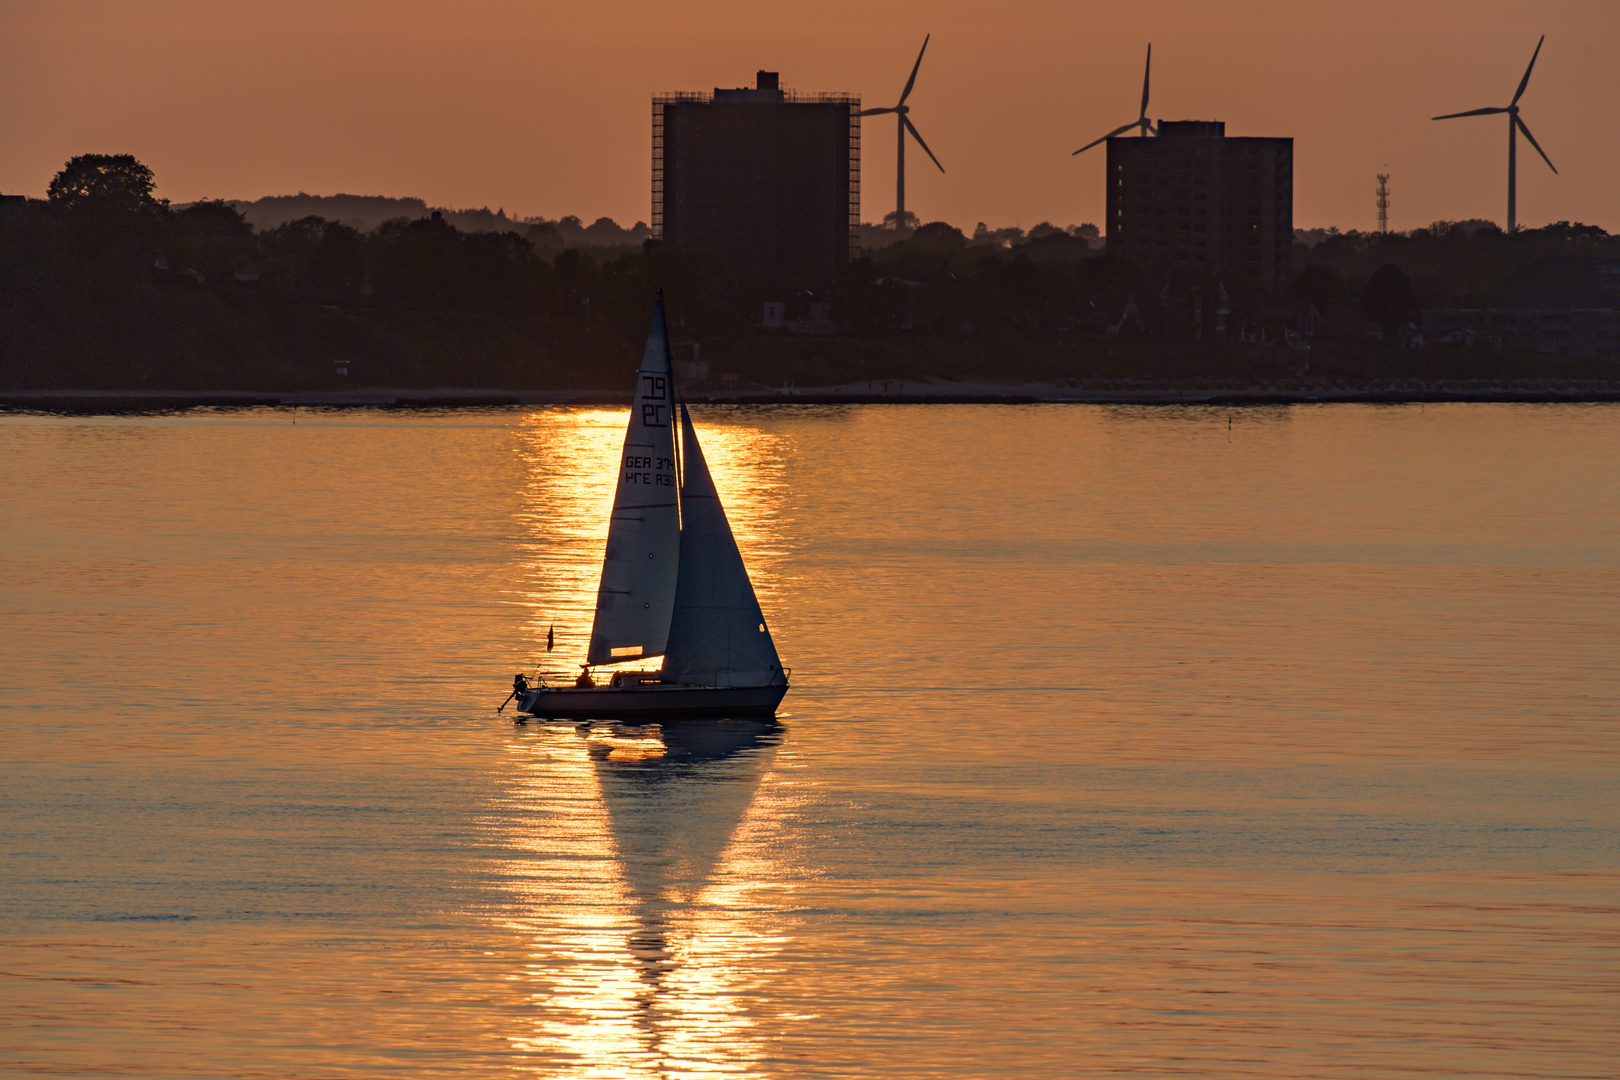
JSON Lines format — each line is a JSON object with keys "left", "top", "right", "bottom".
{"left": 1289, "top": 263, "right": 1348, "bottom": 307}
{"left": 526, "top": 221, "right": 564, "bottom": 255}
{"left": 46, "top": 154, "right": 165, "bottom": 215}
{"left": 1362, "top": 263, "right": 1414, "bottom": 340}
{"left": 971, "top": 222, "right": 1024, "bottom": 248}
{"left": 581, "top": 217, "right": 630, "bottom": 245}
{"left": 911, "top": 221, "right": 966, "bottom": 250}
{"left": 170, "top": 200, "right": 255, "bottom": 284}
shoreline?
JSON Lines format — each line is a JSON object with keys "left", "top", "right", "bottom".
{"left": 4, "top": 380, "right": 1620, "bottom": 412}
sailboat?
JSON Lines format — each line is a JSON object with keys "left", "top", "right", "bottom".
{"left": 514, "top": 298, "right": 790, "bottom": 720}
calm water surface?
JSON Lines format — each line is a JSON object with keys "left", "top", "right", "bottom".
{"left": 2, "top": 403, "right": 1617, "bottom": 1078}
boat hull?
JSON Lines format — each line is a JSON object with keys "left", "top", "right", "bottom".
{"left": 517, "top": 682, "right": 788, "bottom": 720}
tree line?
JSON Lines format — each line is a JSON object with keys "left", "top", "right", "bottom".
{"left": 3, "top": 154, "right": 1617, "bottom": 391}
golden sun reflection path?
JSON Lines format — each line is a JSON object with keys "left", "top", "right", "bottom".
{"left": 491, "top": 405, "right": 801, "bottom": 1073}
{"left": 509, "top": 407, "right": 794, "bottom": 678}
{"left": 487, "top": 721, "right": 788, "bottom": 1077}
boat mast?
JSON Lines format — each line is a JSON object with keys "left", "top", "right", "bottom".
{"left": 673, "top": 392, "right": 684, "bottom": 500}
{"left": 660, "top": 292, "right": 684, "bottom": 526}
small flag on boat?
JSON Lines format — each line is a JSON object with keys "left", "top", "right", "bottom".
{"left": 546, "top": 624, "right": 554, "bottom": 652}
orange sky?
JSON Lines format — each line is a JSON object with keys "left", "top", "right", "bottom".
{"left": 3, "top": 0, "right": 1617, "bottom": 233}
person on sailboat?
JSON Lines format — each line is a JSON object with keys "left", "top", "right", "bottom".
{"left": 512, "top": 673, "right": 529, "bottom": 697}
{"left": 501, "top": 296, "right": 788, "bottom": 720}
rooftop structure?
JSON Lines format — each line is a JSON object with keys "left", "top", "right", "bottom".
{"left": 654, "top": 72, "right": 860, "bottom": 284}
{"left": 1105, "top": 120, "right": 1294, "bottom": 290}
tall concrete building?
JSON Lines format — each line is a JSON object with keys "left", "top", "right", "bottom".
{"left": 653, "top": 72, "right": 861, "bottom": 285}
{"left": 1105, "top": 121, "right": 1293, "bottom": 290}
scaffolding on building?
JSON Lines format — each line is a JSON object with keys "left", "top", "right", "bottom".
{"left": 1376, "top": 173, "right": 1390, "bottom": 234}
{"left": 847, "top": 104, "right": 861, "bottom": 262}
{"left": 651, "top": 88, "right": 862, "bottom": 261}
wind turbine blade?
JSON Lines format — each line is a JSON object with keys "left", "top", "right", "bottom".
{"left": 1139, "top": 43, "right": 1152, "bottom": 119}
{"left": 903, "top": 115, "right": 945, "bottom": 173}
{"left": 1072, "top": 122, "right": 1137, "bottom": 155}
{"left": 1511, "top": 34, "right": 1545, "bottom": 106}
{"left": 858, "top": 107, "right": 897, "bottom": 116}
{"left": 1432, "top": 106, "right": 1507, "bottom": 120}
{"left": 900, "top": 33, "right": 930, "bottom": 105}
{"left": 1515, "top": 115, "right": 1557, "bottom": 173}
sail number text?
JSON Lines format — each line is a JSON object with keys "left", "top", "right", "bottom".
{"left": 640, "top": 375, "right": 669, "bottom": 427}
{"left": 623, "top": 455, "right": 675, "bottom": 486}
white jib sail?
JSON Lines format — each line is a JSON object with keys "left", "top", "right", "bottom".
{"left": 660, "top": 403, "right": 786, "bottom": 688}
{"left": 586, "top": 300, "right": 681, "bottom": 666}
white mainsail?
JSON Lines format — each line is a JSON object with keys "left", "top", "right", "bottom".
{"left": 586, "top": 300, "right": 681, "bottom": 666}
{"left": 660, "top": 403, "right": 786, "bottom": 688}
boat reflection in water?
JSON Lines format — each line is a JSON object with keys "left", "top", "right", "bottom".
{"left": 497, "top": 716, "right": 785, "bottom": 1077}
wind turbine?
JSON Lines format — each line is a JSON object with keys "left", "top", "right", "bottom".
{"left": 1073, "top": 44, "right": 1156, "bottom": 156}
{"left": 860, "top": 34, "right": 945, "bottom": 224}
{"left": 1432, "top": 35, "right": 1557, "bottom": 233}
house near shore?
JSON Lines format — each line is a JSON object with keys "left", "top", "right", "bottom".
{"left": 1420, "top": 258, "right": 1620, "bottom": 360}
{"left": 762, "top": 293, "right": 838, "bottom": 334}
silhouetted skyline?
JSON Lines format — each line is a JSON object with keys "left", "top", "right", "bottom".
{"left": 2, "top": 1, "right": 1616, "bottom": 232}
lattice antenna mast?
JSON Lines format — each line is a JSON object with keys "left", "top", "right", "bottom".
{"left": 1376, "top": 173, "right": 1390, "bottom": 234}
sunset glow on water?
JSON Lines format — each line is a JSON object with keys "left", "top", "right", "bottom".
{"left": 2, "top": 404, "right": 1617, "bottom": 1077}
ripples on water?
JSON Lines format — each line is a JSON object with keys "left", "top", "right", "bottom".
{"left": 1, "top": 403, "right": 1616, "bottom": 1078}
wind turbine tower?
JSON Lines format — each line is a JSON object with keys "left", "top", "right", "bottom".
{"left": 861, "top": 34, "right": 945, "bottom": 224}
{"left": 1376, "top": 173, "right": 1390, "bottom": 234}
{"left": 1432, "top": 35, "right": 1557, "bottom": 233}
